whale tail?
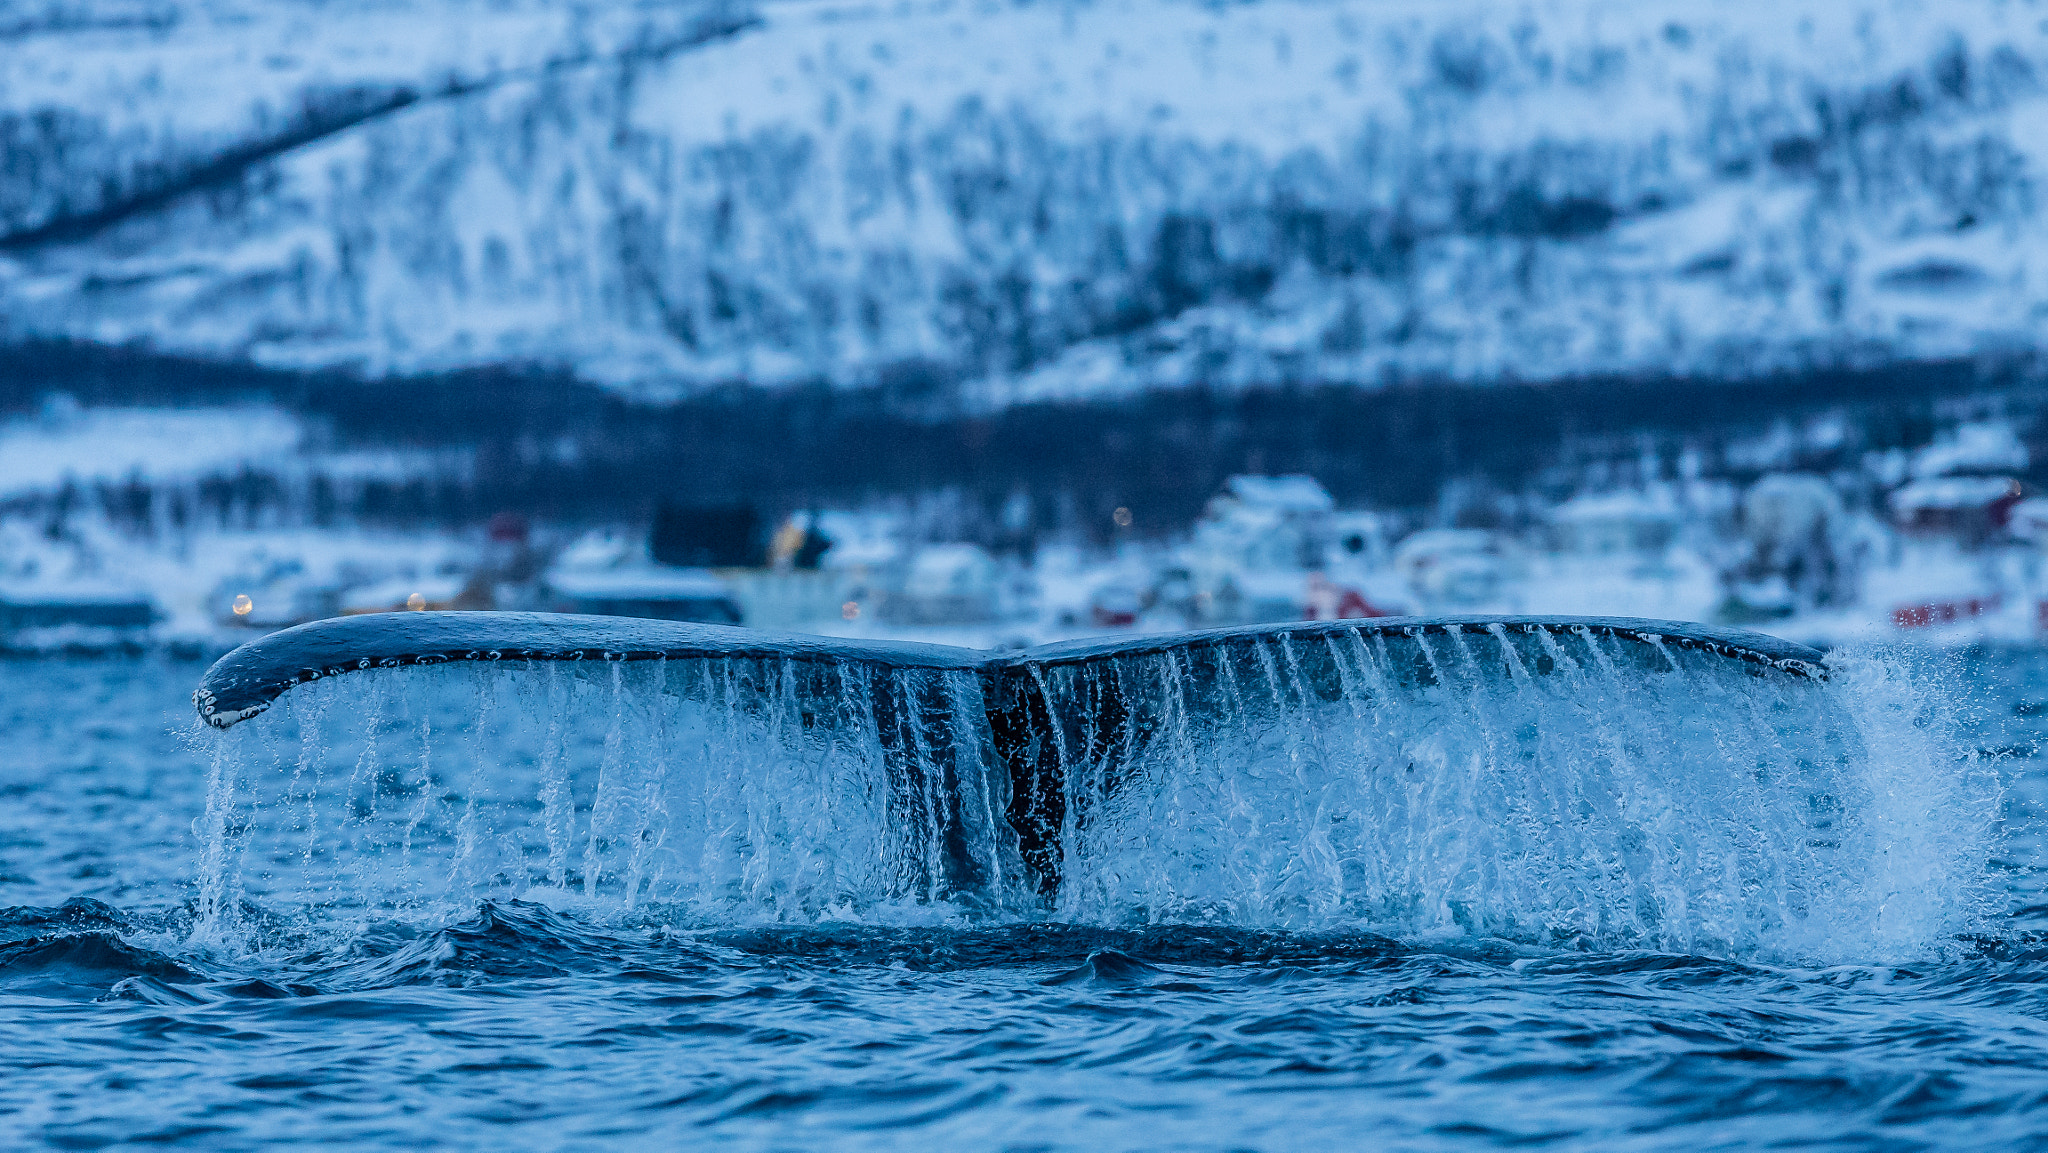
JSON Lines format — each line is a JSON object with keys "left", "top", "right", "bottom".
{"left": 194, "top": 612, "right": 1826, "bottom": 902}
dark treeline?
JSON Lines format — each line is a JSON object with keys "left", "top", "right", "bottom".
{"left": 1, "top": 468, "right": 478, "bottom": 542}
{"left": 3, "top": 340, "right": 2042, "bottom": 540}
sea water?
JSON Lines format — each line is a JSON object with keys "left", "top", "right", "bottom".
{"left": 0, "top": 644, "right": 2042, "bottom": 1149}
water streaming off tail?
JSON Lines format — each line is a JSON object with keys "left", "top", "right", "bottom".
{"left": 194, "top": 627, "right": 1999, "bottom": 962}
{"left": 195, "top": 657, "right": 1024, "bottom": 943}
{"left": 994, "top": 626, "right": 1999, "bottom": 961}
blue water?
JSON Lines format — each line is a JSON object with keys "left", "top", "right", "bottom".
{"left": 2, "top": 650, "right": 2046, "bottom": 1150}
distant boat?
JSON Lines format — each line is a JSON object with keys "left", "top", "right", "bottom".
{"left": 1393, "top": 529, "right": 1524, "bottom": 609}
{"left": 544, "top": 510, "right": 829, "bottom": 626}
{"left": 544, "top": 566, "right": 743, "bottom": 625}
{"left": 882, "top": 544, "right": 1003, "bottom": 626}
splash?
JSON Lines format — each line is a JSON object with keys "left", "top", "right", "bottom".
{"left": 189, "top": 617, "right": 1999, "bottom": 962}
{"left": 201, "top": 657, "right": 1022, "bottom": 936}
{"left": 1019, "top": 627, "right": 2000, "bottom": 961}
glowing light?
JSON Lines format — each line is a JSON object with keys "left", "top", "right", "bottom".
{"left": 1112, "top": 507, "right": 1133, "bottom": 527}
{"left": 231, "top": 594, "right": 253, "bottom": 616}
{"left": 842, "top": 600, "right": 861, "bottom": 620}
{"left": 406, "top": 592, "right": 427, "bottom": 611}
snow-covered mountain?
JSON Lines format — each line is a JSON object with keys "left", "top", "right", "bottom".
{"left": 3, "top": 0, "right": 2045, "bottom": 405}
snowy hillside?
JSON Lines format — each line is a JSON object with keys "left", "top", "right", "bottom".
{"left": 3, "top": 0, "right": 2046, "bottom": 403}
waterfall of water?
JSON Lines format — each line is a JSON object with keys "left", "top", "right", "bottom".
{"left": 188, "top": 614, "right": 1998, "bottom": 961}
{"left": 196, "top": 656, "right": 1023, "bottom": 941}
{"left": 988, "top": 625, "right": 1999, "bottom": 959}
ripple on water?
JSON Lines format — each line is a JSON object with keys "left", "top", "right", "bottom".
{"left": 0, "top": 652, "right": 2046, "bottom": 1148}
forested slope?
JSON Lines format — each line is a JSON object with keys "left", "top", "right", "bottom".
{"left": 2, "top": 0, "right": 2043, "bottom": 405}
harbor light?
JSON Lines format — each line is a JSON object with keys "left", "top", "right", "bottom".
{"left": 232, "top": 595, "right": 253, "bottom": 616}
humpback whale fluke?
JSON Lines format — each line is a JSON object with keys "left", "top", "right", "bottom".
{"left": 194, "top": 613, "right": 1826, "bottom": 899}
{"left": 193, "top": 612, "right": 1823, "bottom": 732}
{"left": 191, "top": 611, "right": 988, "bottom": 730}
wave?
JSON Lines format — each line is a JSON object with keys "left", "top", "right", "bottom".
{"left": 306, "top": 900, "right": 727, "bottom": 990}
{"left": 0, "top": 896, "right": 131, "bottom": 944}
{"left": 25, "top": 892, "right": 2048, "bottom": 1011}
{"left": 0, "top": 930, "right": 202, "bottom": 998}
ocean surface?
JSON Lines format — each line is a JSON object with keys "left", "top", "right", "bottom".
{"left": 2, "top": 644, "right": 2047, "bottom": 1150}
